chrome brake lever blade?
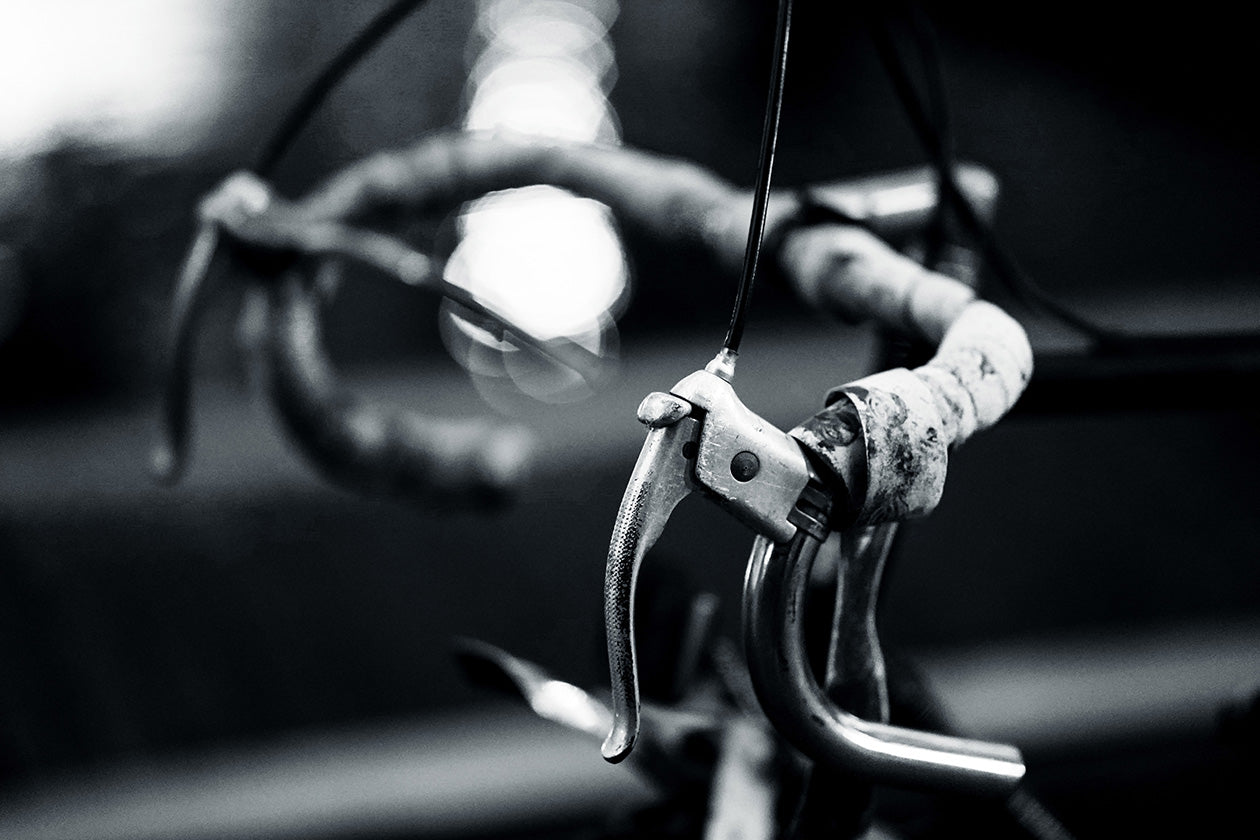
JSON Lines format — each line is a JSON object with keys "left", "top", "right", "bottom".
{"left": 603, "top": 393, "right": 699, "bottom": 763}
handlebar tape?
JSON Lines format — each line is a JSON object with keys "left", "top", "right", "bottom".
{"left": 783, "top": 225, "right": 1033, "bottom": 524}
{"left": 287, "top": 131, "right": 1031, "bottom": 520}
{"left": 296, "top": 131, "right": 748, "bottom": 257}
{"left": 267, "top": 272, "right": 532, "bottom": 508}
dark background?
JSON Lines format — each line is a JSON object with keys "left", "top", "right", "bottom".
{"left": 0, "top": 2, "right": 1257, "bottom": 838}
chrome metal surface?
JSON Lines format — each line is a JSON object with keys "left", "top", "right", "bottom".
{"left": 602, "top": 414, "right": 701, "bottom": 762}
{"left": 672, "top": 366, "right": 810, "bottom": 543}
{"left": 743, "top": 534, "right": 1026, "bottom": 797}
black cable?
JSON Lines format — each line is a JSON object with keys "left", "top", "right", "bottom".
{"left": 866, "top": 8, "right": 1124, "bottom": 347}
{"left": 723, "top": 0, "right": 794, "bottom": 356}
{"left": 254, "top": 0, "right": 430, "bottom": 177}
{"left": 904, "top": 4, "right": 954, "bottom": 271}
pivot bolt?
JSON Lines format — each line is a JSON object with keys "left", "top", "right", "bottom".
{"left": 730, "top": 450, "right": 760, "bottom": 482}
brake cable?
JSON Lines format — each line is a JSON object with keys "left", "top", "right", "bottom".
{"left": 722, "top": 0, "right": 794, "bottom": 367}
{"left": 255, "top": 0, "right": 431, "bottom": 178}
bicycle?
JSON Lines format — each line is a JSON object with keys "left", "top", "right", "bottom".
{"left": 131, "top": 2, "right": 1257, "bottom": 839}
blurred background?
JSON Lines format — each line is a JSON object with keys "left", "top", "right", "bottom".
{"left": 0, "top": 1, "right": 1257, "bottom": 838}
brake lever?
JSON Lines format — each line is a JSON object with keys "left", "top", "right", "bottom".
{"left": 602, "top": 352, "right": 810, "bottom": 762}
{"left": 601, "top": 353, "right": 1026, "bottom": 798}
{"left": 151, "top": 171, "right": 604, "bottom": 504}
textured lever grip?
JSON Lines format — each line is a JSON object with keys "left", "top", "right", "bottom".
{"left": 602, "top": 418, "right": 697, "bottom": 762}
{"left": 602, "top": 474, "right": 650, "bottom": 763}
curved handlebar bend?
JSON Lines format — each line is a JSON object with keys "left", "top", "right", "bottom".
{"left": 153, "top": 170, "right": 535, "bottom": 508}
{"left": 266, "top": 273, "right": 532, "bottom": 507}
{"left": 743, "top": 532, "right": 1026, "bottom": 796}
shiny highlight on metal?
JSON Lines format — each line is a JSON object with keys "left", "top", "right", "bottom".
{"left": 742, "top": 533, "right": 1026, "bottom": 797}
